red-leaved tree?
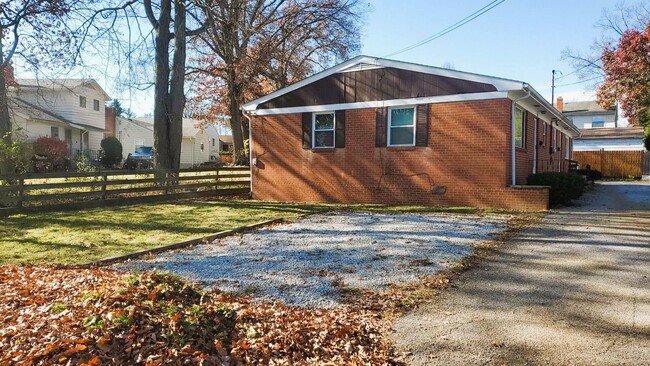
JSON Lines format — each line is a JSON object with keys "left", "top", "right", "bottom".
{"left": 597, "top": 24, "right": 650, "bottom": 126}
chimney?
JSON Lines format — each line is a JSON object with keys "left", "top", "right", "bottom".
{"left": 556, "top": 96, "right": 563, "bottom": 112}
{"left": 3, "top": 62, "right": 16, "bottom": 87}
{"left": 105, "top": 106, "right": 117, "bottom": 138}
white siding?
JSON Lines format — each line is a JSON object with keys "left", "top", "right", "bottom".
{"left": 116, "top": 118, "right": 154, "bottom": 155}
{"left": 569, "top": 113, "right": 616, "bottom": 129}
{"left": 574, "top": 138, "right": 644, "bottom": 151}
{"left": 87, "top": 130, "right": 103, "bottom": 152}
{"left": 180, "top": 131, "right": 211, "bottom": 168}
{"left": 13, "top": 85, "right": 106, "bottom": 130}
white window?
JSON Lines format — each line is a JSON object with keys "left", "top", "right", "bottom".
{"left": 93, "top": 99, "right": 100, "bottom": 111}
{"left": 313, "top": 112, "right": 335, "bottom": 148}
{"left": 51, "top": 126, "right": 59, "bottom": 139}
{"left": 514, "top": 107, "right": 525, "bottom": 148}
{"left": 565, "top": 136, "right": 570, "bottom": 159}
{"left": 79, "top": 96, "right": 87, "bottom": 108}
{"left": 542, "top": 121, "right": 547, "bottom": 146}
{"left": 591, "top": 117, "right": 605, "bottom": 128}
{"left": 388, "top": 107, "right": 416, "bottom": 146}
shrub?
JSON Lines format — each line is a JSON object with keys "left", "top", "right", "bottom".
{"left": 33, "top": 136, "right": 68, "bottom": 165}
{"left": 0, "top": 133, "right": 33, "bottom": 176}
{"left": 527, "top": 172, "right": 585, "bottom": 206}
{"left": 574, "top": 169, "right": 603, "bottom": 182}
{"left": 99, "top": 136, "right": 123, "bottom": 168}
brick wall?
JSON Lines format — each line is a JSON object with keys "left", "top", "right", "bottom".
{"left": 251, "top": 99, "right": 549, "bottom": 211}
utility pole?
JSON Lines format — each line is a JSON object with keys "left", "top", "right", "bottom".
{"left": 551, "top": 69, "right": 562, "bottom": 106}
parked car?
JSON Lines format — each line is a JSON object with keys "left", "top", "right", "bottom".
{"left": 123, "top": 146, "right": 154, "bottom": 170}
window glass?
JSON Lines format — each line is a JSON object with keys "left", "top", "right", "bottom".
{"left": 93, "top": 99, "right": 100, "bottom": 111}
{"left": 592, "top": 117, "right": 605, "bottom": 128}
{"left": 51, "top": 126, "right": 59, "bottom": 139}
{"left": 565, "top": 136, "right": 570, "bottom": 159}
{"left": 514, "top": 107, "right": 524, "bottom": 148}
{"left": 313, "top": 112, "right": 335, "bottom": 148}
{"left": 79, "top": 96, "right": 86, "bottom": 108}
{"left": 389, "top": 107, "right": 415, "bottom": 146}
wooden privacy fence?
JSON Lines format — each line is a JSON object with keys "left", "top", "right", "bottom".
{"left": 0, "top": 166, "right": 250, "bottom": 212}
{"left": 573, "top": 151, "right": 644, "bottom": 178}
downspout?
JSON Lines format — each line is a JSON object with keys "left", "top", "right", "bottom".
{"left": 511, "top": 87, "right": 532, "bottom": 186}
{"left": 533, "top": 112, "right": 538, "bottom": 174}
{"left": 242, "top": 110, "right": 253, "bottom": 198}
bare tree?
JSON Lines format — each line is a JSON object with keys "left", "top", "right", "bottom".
{"left": 188, "top": 0, "right": 363, "bottom": 164}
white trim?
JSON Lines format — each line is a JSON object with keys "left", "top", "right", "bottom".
{"left": 387, "top": 106, "right": 416, "bottom": 147}
{"left": 312, "top": 111, "right": 336, "bottom": 149}
{"left": 249, "top": 91, "right": 508, "bottom": 116}
{"left": 242, "top": 55, "right": 524, "bottom": 111}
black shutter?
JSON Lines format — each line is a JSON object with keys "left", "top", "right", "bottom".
{"left": 302, "top": 112, "right": 312, "bottom": 149}
{"left": 375, "top": 107, "right": 387, "bottom": 147}
{"left": 335, "top": 110, "right": 345, "bottom": 148}
{"left": 415, "top": 104, "right": 429, "bottom": 147}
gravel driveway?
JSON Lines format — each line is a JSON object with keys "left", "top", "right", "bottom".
{"left": 115, "top": 212, "right": 506, "bottom": 308}
{"left": 393, "top": 182, "right": 650, "bottom": 365}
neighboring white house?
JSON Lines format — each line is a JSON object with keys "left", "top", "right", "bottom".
{"left": 118, "top": 118, "right": 220, "bottom": 167}
{"left": 559, "top": 98, "right": 617, "bottom": 129}
{"left": 115, "top": 117, "right": 155, "bottom": 156}
{"left": 8, "top": 78, "right": 111, "bottom": 154}
{"left": 573, "top": 127, "right": 645, "bottom": 152}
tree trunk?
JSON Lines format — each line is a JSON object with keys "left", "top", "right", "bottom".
{"left": 153, "top": 0, "right": 172, "bottom": 170}
{"left": 0, "top": 35, "right": 11, "bottom": 146}
{"left": 228, "top": 88, "right": 245, "bottom": 165}
{"left": 167, "top": 0, "right": 186, "bottom": 170}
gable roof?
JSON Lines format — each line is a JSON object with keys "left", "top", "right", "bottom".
{"left": 563, "top": 101, "right": 615, "bottom": 114}
{"left": 15, "top": 78, "right": 111, "bottom": 101}
{"left": 242, "top": 55, "right": 525, "bottom": 112}
{"left": 9, "top": 96, "right": 104, "bottom": 131}
{"left": 241, "top": 55, "right": 580, "bottom": 136}
{"left": 576, "top": 127, "right": 644, "bottom": 140}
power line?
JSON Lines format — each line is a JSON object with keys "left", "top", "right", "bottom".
{"left": 383, "top": 0, "right": 506, "bottom": 58}
{"left": 555, "top": 75, "right": 604, "bottom": 87}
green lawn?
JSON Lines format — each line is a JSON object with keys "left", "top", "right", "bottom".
{"left": 0, "top": 199, "right": 522, "bottom": 265}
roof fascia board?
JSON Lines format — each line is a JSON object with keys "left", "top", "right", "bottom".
{"left": 509, "top": 87, "right": 581, "bottom": 137}
{"left": 249, "top": 91, "right": 509, "bottom": 116}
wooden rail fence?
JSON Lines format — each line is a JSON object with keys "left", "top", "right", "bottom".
{"left": 0, "top": 167, "right": 250, "bottom": 213}
{"left": 573, "top": 151, "right": 644, "bottom": 178}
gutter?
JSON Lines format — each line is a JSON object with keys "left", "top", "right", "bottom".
{"left": 524, "top": 85, "right": 581, "bottom": 137}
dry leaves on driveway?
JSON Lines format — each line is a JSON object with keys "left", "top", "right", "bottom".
{"left": 0, "top": 265, "right": 401, "bottom": 365}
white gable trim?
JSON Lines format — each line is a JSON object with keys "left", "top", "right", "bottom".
{"left": 248, "top": 91, "right": 509, "bottom": 116}
{"left": 242, "top": 55, "right": 525, "bottom": 112}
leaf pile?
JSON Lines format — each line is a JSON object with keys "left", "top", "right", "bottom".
{"left": 0, "top": 265, "right": 400, "bottom": 365}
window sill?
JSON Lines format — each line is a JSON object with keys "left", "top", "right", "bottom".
{"left": 386, "top": 146, "right": 417, "bottom": 151}
{"left": 311, "top": 147, "right": 336, "bottom": 152}
{"left": 515, "top": 147, "right": 527, "bottom": 152}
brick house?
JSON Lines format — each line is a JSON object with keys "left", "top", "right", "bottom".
{"left": 242, "top": 56, "right": 580, "bottom": 210}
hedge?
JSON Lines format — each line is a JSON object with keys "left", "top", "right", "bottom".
{"left": 527, "top": 172, "right": 585, "bottom": 206}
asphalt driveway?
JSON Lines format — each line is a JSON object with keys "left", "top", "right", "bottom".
{"left": 393, "top": 182, "right": 650, "bottom": 365}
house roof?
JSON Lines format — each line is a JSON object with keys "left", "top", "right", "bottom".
{"left": 576, "top": 127, "right": 644, "bottom": 140}
{"left": 134, "top": 118, "right": 215, "bottom": 138}
{"left": 14, "top": 78, "right": 111, "bottom": 101}
{"left": 9, "top": 96, "right": 104, "bottom": 131}
{"left": 241, "top": 55, "right": 580, "bottom": 136}
{"left": 219, "top": 135, "right": 233, "bottom": 144}
{"left": 563, "top": 101, "right": 615, "bottom": 114}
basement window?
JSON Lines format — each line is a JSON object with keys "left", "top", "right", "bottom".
{"left": 313, "top": 112, "right": 335, "bottom": 148}
{"left": 388, "top": 107, "right": 416, "bottom": 146}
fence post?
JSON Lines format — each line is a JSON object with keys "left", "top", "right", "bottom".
{"left": 215, "top": 168, "right": 220, "bottom": 192}
{"left": 164, "top": 171, "right": 169, "bottom": 196}
{"left": 101, "top": 173, "right": 108, "bottom": 201}
{"left": 17, "top": 178, "right": 24, "bottom": 208}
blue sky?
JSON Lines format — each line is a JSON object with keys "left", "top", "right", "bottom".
{"left": 360, "top": 0, "right": 615, "bottom": 103}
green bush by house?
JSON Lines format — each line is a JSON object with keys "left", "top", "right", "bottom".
{"left": 99, "top": 137, "right": 123, "bottom": 168}
{"left": 527, "top": 172, "right": 585, "bottom": 206}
